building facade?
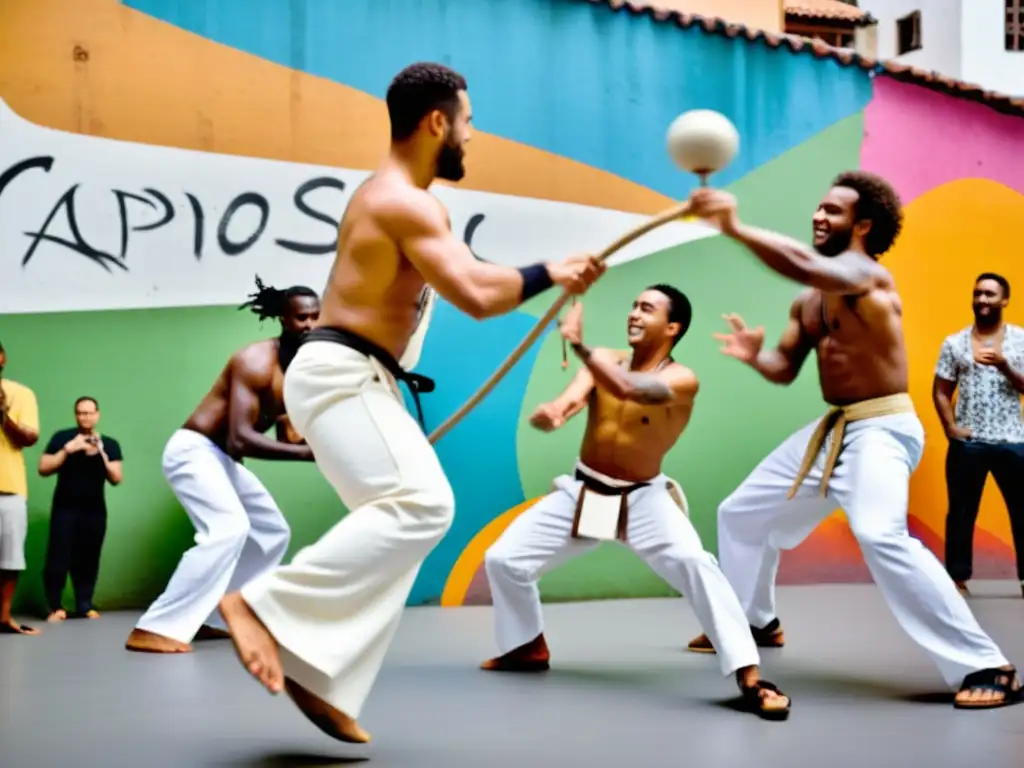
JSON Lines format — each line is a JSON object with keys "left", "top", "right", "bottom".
{"left": 860, "top": 0, "right": 1024, "bottom": 95}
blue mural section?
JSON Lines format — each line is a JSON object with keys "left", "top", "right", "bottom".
{"left": 397, "top": 300, "right": 542, "bottom": 604}
{"left": 123, "top": 0, "right": 872, "bottom": 200}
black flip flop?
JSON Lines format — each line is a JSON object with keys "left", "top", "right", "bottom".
{"left": 740, "top": 679, "right": 791, "bottom": 721}
{"left": 954, "top": 667, "right": 1024, "bottom": 710}
{"left": 0, "top": 622, "right": 39, "bottom": 635}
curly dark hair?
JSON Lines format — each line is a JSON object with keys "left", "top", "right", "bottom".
{"left": 831, "top": 171, "right": 904, "bottom": 257}
{"left": 238, "top": 275, "right": 318, "bottom": 322}
{"left": 386, "top": 62, "right": 468, "bottom": 141}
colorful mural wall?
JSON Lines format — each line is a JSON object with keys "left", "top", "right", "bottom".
{"left": 0, "top": 0, "right": 1021, "bottom": 614}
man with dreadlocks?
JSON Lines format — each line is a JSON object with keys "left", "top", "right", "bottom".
{"left": 125, "top": 277, "right": 321, "bottom": 654}
{"left": 216, "top": 62, "right": 604, "bottom": 744}
{"left": 684, "top": 173, "right": 1022, "bottom": 710}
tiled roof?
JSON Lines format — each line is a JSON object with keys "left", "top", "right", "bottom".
{"left": 785, "top": 0, "right": 873, "bottom": 25}
{"left": 585, "top": 0, "right": 1024, "bottom": 117}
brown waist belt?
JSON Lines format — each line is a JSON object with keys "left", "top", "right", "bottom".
{"left": 788, "top": 393, "right": 915, "bottom": 500}
{"left": 572, "top": 469, "right": 650, "bottom": 541}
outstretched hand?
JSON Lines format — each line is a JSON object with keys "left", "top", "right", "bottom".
{"left": 529, "top": 402, "right": 566, "bottom": 432}
{"left": 713, "top": 313, "right": 765, "bottom": 363}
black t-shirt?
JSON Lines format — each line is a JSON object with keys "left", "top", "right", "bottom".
{"left": 45, "top": 428, "right": 123, "bottom": 509}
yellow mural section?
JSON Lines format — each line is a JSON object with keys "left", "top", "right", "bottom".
{"left": 887, "top": 178, "right": 1024, "bottom": 547}
{"left": 0, "top": 0, "right": 673, "bottom": 215}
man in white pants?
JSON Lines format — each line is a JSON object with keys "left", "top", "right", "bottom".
{"left": 481, "top": 289, "right": 791, "bottom": 720}
{"left": 125, "top": 279, "right": 321, "bottom": 653}
{"left": 217, "top": 62, "right": 605, "bottom": 744}
{"left": 684, "top": 171, "right": 1022, "bottom": 710}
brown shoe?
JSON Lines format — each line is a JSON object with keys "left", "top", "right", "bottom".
{"left": 687, "top": 618, "right": 785, "bottom": 654}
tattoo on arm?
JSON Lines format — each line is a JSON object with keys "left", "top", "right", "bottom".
{"left": 628, "top": 374, "right": 675, "bottom": 404}
{"left": 571, "top": 342, "right": 592, "bottom": 361}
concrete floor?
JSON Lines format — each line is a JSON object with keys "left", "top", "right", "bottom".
{"left": 2, "top": 582, "right": 1024, "bottom": 768}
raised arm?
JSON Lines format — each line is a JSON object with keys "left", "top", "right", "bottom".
{"left": 226, "top": 356, "right": 314, "bottom": 462}
{"left": 688, "top": 189, "right": 890, "bottom": 296}
{"left": 378, "top": 191, "right": 603, "bottom": 319}
{"left": 570, "top": 345, "right": 698, "bottom": 405}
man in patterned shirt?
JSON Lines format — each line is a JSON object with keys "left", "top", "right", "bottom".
{"left": 933, "top": 272, "right": 1024, "bottom": 597}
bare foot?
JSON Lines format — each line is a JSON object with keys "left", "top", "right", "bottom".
{"left": 480, "top": 633, "right": 550, "bottom": 672}
{"left": 195, "top": 625, "right": 231, "bottom": 641}
{"left": 0, "top": 620, "right": 41, "bottom": 636}
{"left": 85, "top": 610, "right": 100, "bottom": 620}
{"left": 219, "top": 592, "right": 284, "bottom": 694}
{"left": 47, "top": 610, "right": 67, "bottom": 623}
{"left": 125, "top": 628, "right": 193, "bottom": 654}
{"left": 284, "top": 677, "right": 371, "bottom": 744}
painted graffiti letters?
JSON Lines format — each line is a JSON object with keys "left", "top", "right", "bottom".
{"left": 275, "top": 177, "right": 347, "bottom": 255}
{"left": 462, "top": 211, "right": 487, "bottom": 261}
{"left": 0, "top": 155, "right": 349, "bottom": 271}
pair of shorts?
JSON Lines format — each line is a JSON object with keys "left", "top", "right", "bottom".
{"left": 0, "top": 494, "right": 27, "bottom": 571}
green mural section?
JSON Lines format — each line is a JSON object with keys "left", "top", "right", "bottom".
{"left": 516, "top": 113, "right": 865, "bottom": 601}
{"left": 1, "top": 307, "right": 345, "bottom": 614}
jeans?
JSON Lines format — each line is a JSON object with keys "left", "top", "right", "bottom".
{"left": 944, "top": 439, "right": 1024, "bottom": 582}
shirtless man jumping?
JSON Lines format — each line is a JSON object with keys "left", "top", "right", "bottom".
{"left": 125, "top": 278, "right": 320, "bottom": 654}
{"left": 216, "top": 62, "right": 604, "bottom": 744}
{"left": 481, "top": 288, "right": 791, "bottom": 720}
{"left": 684, "top": 171, "right": 1022, "bottom": 710}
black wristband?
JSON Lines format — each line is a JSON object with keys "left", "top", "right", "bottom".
{"left": 517, "top": 263, "right": 554, "bottom": 302}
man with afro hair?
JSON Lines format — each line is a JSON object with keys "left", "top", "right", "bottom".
{"left": 685, "top": 171, "right": 1021, "bottom": 710}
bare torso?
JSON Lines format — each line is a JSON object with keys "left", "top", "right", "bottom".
{"left": 578, "top": 352, "right": 693, "bottom": 482}
{"left": 182, "top": 339, "right": 287, "bottom": 451}
{"left": 317, "top": 171, "right": 432, "bottom": 361}
{"left": 801, "top": 285, "right": 908, "bottom": 405}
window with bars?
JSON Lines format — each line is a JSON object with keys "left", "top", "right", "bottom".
{"left": 1008, "top": 0, "right": 1024, "bottom": 51}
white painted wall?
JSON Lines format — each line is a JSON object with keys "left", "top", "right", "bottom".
{"left": 860, "top": 0, "right": 1024, "bottom": 96}
{"left": 859, "top": 0, "right": 963, "bottom": 77}
{"left": 960, "top": 0, "right": 1024, "bottom": 96}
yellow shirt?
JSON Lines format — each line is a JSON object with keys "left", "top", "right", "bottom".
{"left": 0, "top": 379, "right": 39, "bottom": 498}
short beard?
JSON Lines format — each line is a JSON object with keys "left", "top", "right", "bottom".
{"left": 974, "top": 307, "right": 1002, "bottom": 327}
{"left": 436, "top": 137, "right": 465, "bottom": 182}
{"left": 814, "top": 228, "right": 853, "bottom": 257}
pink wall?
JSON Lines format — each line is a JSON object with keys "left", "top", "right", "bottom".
{"left": 862, "top": 77, "right": 1024, "bottom": 202}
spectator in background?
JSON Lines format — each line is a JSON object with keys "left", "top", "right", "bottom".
{"left": 38, "top": 397, "right": 123, "bottom": 621}
{"left": 933, "top": 273, "right": 1024, "bottom": 598}
{"left": 0, "top": 340, "right": 41, "bottom": 635}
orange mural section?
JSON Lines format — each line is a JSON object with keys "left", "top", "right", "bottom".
{"left": 440, "top": 496, "right": 543, "bottom": 607}
{"left": 0, "top": 0, "right": 673, "bottom": 215}
{"left": 887, "top": 178, "right": 1024, "bottom": 547}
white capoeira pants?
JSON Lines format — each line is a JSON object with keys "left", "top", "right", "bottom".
{"left": 717, "top": 411, "right": 1009, "bottom": 687}
{"left": 241, "top": 340, "right": 454, "bottom": 719}
{"left": 485, "top": 461, "right": 760, "bottom": 677}
{"left": 135, "top": 429, "right": 291, "bottom": 643}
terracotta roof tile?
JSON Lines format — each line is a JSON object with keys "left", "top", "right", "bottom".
{"left": 785, "top": 0, "right": 872, "bottom": 25}
{"left": 585, "top": 0, "right": 1024, "bottom": 117}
